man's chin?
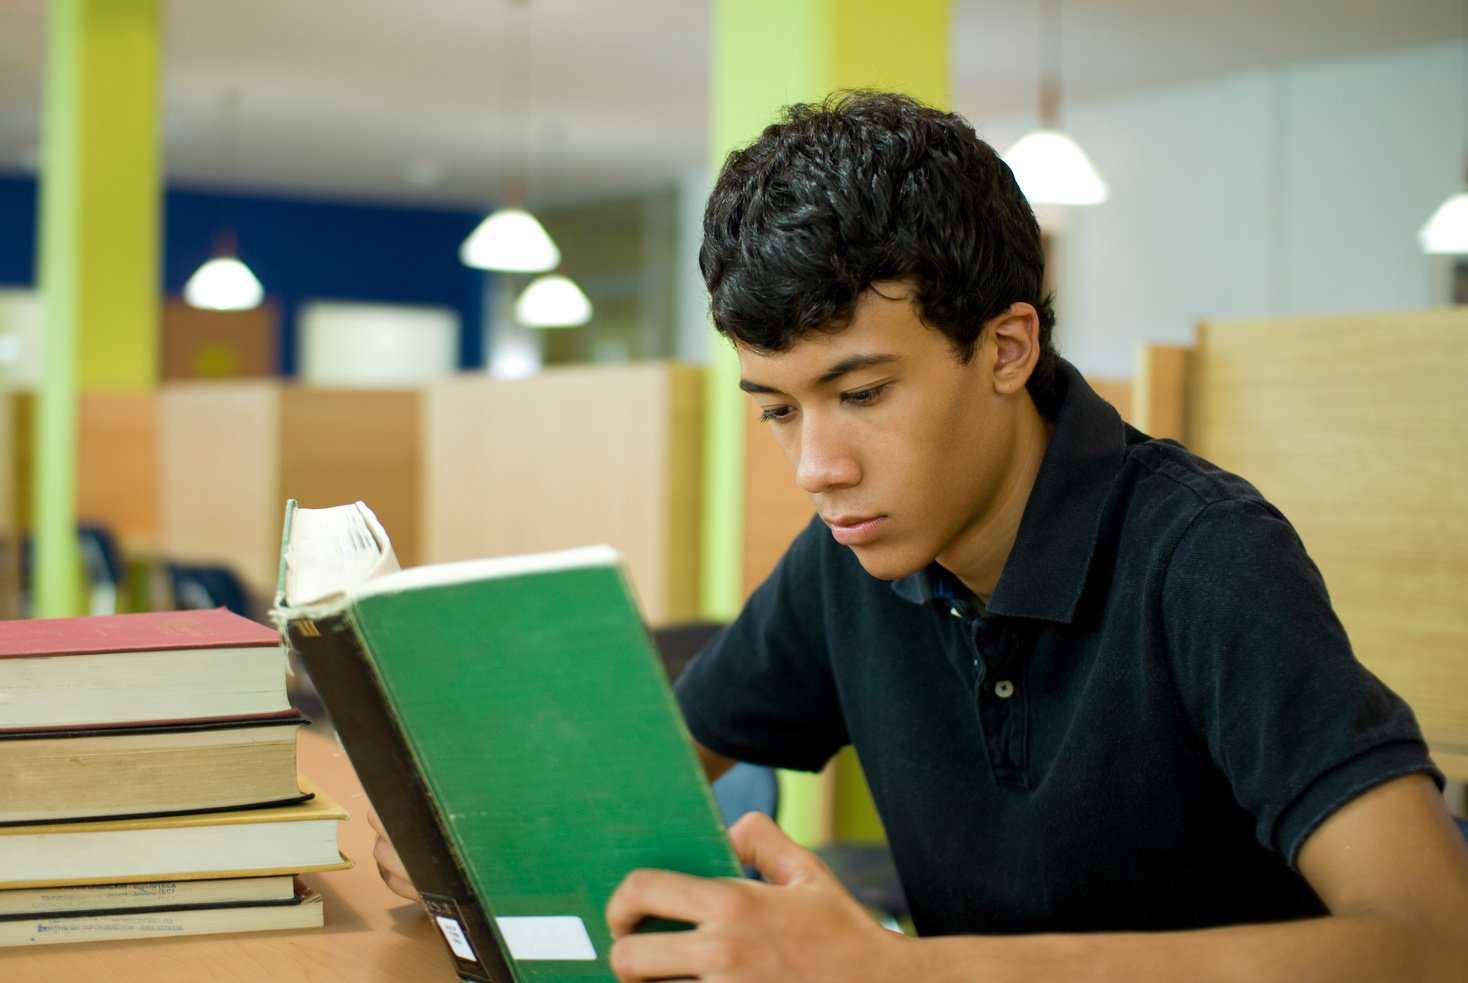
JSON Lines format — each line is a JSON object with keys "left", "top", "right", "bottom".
{"left": 846, "top": 543, "right": 928, "bottom": 582}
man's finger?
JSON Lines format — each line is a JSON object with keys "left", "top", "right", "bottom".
{"left": 606, "top": 868, "right": 742, "bottom": 939}
{"left": 607, "top": 927, "right": 709, "bottom": 983}
{"left": 728, "top": 812, "right": 832, "bottom": 888}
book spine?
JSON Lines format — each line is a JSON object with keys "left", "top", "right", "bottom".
{"left": 284, "top": 613, "right": 516, "bottom": 983}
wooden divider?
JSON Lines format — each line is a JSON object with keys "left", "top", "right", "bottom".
{"left": 278, "top": 387, "right": 422, "bottom": 573}
{"left": 421, "top": 362, "right": 703, "bottom": 627}
{"left": 76, "top": 393, "right": 160, "bottom": 546}
{"left": 1131, "top": 345, "right": 1190, "bottom": 443}
{"left": 1158, "top": 309, "right": 1468, "bottom": 780}
{"left": 159, "top": 381, "right": 283, "bottom": 596}
{"left": 160, "top": 382, "right": 421, "bottom": 601}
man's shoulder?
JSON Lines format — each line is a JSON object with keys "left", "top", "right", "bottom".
{"left": 1120, "top": 432, "right": 1274, "bottom": 518}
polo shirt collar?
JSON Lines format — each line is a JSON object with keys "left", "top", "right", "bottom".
{"left": 891, "top": 359, "right": 1127, "bottom": 624}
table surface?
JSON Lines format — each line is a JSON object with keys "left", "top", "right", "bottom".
{"left": 0, "top": 726, "right": 464, "bottom": 983}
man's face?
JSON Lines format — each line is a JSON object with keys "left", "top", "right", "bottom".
{"left": 738, "top": 283, "right": 1032, "bottom": 582}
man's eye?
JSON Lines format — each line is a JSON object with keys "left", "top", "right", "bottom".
{"left": 759, "top": 405, "right": 794, "bottom": 423}
{"left": 842, "top": 384, "right": 889, "bottom": 406}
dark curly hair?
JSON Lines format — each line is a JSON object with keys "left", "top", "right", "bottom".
{"left": 700, "top": 90, "right": 1059, "bottom": 411}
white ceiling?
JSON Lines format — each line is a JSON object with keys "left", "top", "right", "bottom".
{"left": 0, "top": 0, "right": 1460, "bottom": 211}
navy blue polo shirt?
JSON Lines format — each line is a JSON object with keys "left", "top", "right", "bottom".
{"left": 675, "top": 359, "right": 1439, "bottom": 937}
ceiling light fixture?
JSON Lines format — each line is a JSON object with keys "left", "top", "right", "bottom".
{"left": 183, "top": 231, "right": 264, "bottom": 311}
{"left": 1004, "top": 0, "right": 1108, "bottom": 206}
{"left": 1419, "top": 4, "right": 1468, "bottom": 254}
{"left": 460, "top": 0, "right": 560, "bottom": 272}
{"left": 514, "top": 274, "right": 592, "bottom": 327}
{"left": 184, "top": 90, "right": 265, "bottom": 311}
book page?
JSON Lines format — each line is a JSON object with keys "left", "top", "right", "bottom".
{"left": 283, "top": 501, "right": 400, "bottom": 605}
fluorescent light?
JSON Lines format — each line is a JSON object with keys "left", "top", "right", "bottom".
{"left": 514, "top": 274, "right": 592, "bottom": 328}
{"left": 460, "top": 208, "right": 560, "bottom": 272}
{"left": 1003, "top": 129, "right": 1109, "bottom": 206}
{"left": 1419, "top": 190, "right": 1468, "bottom": 254}
{"left": 183, "top": 256, "right": 265, "bottom": 311}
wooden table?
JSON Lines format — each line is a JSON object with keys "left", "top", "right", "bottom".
{"left": 1, "top": 726, "right": 462, "bottom": 983}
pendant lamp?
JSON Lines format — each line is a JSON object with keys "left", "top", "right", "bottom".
{"left": 460, "top": 0, "right": 560, "bottom": 273}
{"left": 1004, "top": 0, "right": 1108, "bottom": 206}
{"left": 183, "top": 231, "right": 264, "bottom": 311}
{"left": 514, "top": 274, "right": 592, "bottom": 327}
{"left": 184, "top": 91, "right": 266, "bottom": 311}
{"left": 461, "top": 207, "right": 559, "bottom": 271}
{"left": 1419, "top": 10, "right": 1468, "bottom": 254}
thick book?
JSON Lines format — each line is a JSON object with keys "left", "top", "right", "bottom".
{"left": 0, "top": 608, "right": 290, "bottom": 730}
{"left": 0, "top": 777, "right": 352, "bottom": 890}
{"left": 0, "top": 880, "right": 322, "bottom": 947}
{"left": 273, "top": 499, "right": 739, "bottom": 983}
{"left": 0, "top": 874, "right": 298, "bottom": 917}
{"left": 0, "top": 711, "right": 309, "bottom": 824}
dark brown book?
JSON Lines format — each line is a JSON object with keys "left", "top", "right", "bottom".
{"left": 0, "top": 711, "right": 310, "bottom": 825}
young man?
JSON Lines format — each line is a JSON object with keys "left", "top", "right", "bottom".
{"left": 376, "top": 92, "right": 1468, "bottom": 980}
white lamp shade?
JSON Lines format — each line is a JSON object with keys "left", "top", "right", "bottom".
{"left": 1004, "top": 129, "right": 1109, "bottom": 206}
{"left": 514, "top": 274, "right": 592, "bottom": 328}
{"left": 182, "top": 256, "right": 265, "bottom": 311}
{"left": 1418, "top": 191, "right": 1468, "bottom": 254}
{"left": 460, "top": 208, "right": 561, "bottom": 272}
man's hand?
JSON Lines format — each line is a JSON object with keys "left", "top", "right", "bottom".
{"left": 605, "top": 812, "right": 910, "bottom": 982}
{"left": 366, "top": 805, "right": 420, "bottom": 901}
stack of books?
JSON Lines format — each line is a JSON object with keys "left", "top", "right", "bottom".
{"left": 0, "top": 607, "right": 351, "bottom": 947}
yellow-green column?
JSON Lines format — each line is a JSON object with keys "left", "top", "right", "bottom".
{"left": 704, "top": 0, "right": 950, "bottom": 844}
{"left": 34, "top": 0, "right": 161, "bottom": 617}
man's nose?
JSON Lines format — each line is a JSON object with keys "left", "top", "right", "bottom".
{"left": 794, "top": 414, "right": 861, "bottom": 494}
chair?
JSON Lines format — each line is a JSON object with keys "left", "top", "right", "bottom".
{"left": 18, "top": 523, "right": 126, "bottom": 616}
{"left": 648, "top": 619, "right": 909, "bottom": 927}
{"left": 167, "top": 562, "right": 255, "bottom": 619}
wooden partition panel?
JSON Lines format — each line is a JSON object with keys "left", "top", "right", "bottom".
{"left": 161, "top": 299, "right": 279, "bottom": 380}
{"left": 1132, "top": 344, "right": 1190, "bottom": 443}
{"left": 422, "top": 363, "right": 702, "bottom": 626}
{"left": 161, "top": 382, "right": 423, "bottom": 600}
{"left": 279, "top": 388, "right": 422, "bottom": 570}
{"left": 77, "top": 392, "right": 159, "bottom": 546}
{"left": 160, "top": 382, "right": 283, "bottom": 594}
{"left": 1086, "top": 377, "right": 1134, "bottom": 424}
{"left": 1188, "top": 309, "right": 1468, "bottom": 779}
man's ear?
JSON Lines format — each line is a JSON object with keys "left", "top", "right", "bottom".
{"left": 987, "top": 303, "right": 1040, "bottom": 396}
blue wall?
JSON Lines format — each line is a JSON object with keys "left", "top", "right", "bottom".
{"left": 0, "top": 174, "right": 487, "bottom": 374}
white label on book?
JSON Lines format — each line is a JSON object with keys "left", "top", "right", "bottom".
{"left": 496, "top": 915, "right": 598, "bottom": 961}
{"left": 434, "top": 915, "right": 478, "bottom": 961}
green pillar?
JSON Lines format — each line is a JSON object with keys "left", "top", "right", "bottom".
{"left": 34, "top": 0, "right": 161, "bottom": 617}
{"left": 704, "top": 0, "right": 950, "bottom": 844}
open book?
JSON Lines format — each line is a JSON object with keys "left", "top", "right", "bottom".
{"left": 272, "top": 500, "right": 738, "bottom": 983}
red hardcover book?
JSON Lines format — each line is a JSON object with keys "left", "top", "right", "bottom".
{"left": 0, "top": 608, "right": 290, "bottom": 730}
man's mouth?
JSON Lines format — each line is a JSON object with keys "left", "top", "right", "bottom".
{"left": 822, "top": 514, "right": 885, "bottom": 546}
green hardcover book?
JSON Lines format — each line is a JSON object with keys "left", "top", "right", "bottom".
{"left": 273, "top": 500, "right": 739, "bottom": 983}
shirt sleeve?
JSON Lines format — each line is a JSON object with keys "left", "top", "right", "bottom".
{"left": 674, "top": 517, "right": 848, "bottom": 773}
{"left": 1161, "top": 497, "right": 1442, "bottom": 867}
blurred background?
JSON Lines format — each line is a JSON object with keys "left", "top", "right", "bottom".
{"left": 0, "top": 0, "right": 1463, "bottom": 626}
{"left": 1, "top": 0, "right": 1462, "bottom": 385}
{"left": 0, "top": 0, "right": 1464, "bottom": 866}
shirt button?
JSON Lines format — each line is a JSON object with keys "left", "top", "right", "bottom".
{"left": 950, "top": 606, "right": 962, "bottom": 618}
{"left": 994, "top": 679, "right": 1015, "bottom": 699}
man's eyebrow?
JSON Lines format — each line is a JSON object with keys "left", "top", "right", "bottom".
{"left": 738, "top": 378, "right": 780, "bottom": 394}
{"left": 815, "top": 352, "right": 900, "bottom": 386}
{"left": 739, "top": 352, "right": 900, "bottom": 395}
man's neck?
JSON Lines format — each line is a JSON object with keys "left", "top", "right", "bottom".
{"left": 940, "top": 401, "right": 1053, "bottom": 601}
